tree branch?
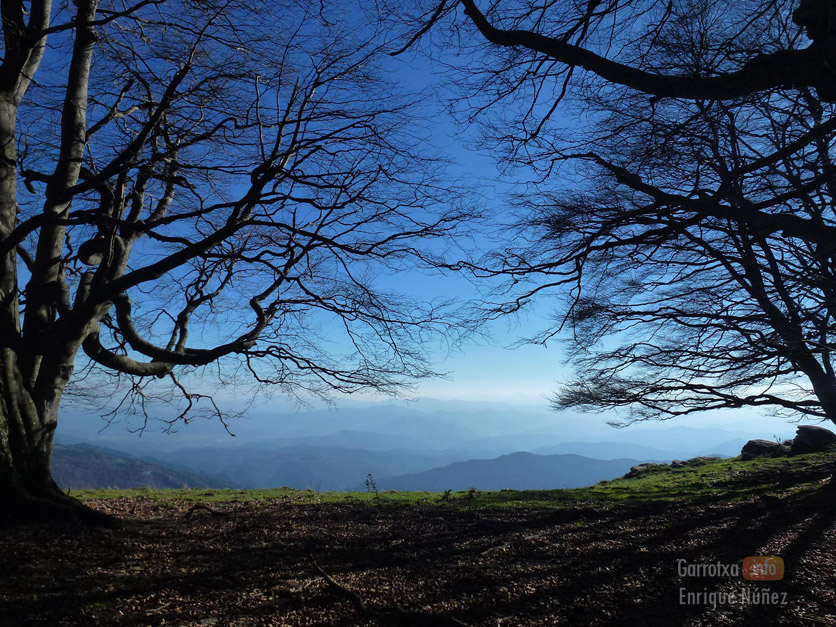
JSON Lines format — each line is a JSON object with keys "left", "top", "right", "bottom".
{"left": 82, "top": 329, "right": 173, "bottom": 377}
{"left": 111, "top": 293, "right": 265, "bottom": 366}
{"left": 459, "top": 0, "right": 833, "bottom": 100}
{"left": 313, "top": 561, "right": 468, "bottom": 626}
{"left": 583, "top": 152, "right": 836, "bottom": 248}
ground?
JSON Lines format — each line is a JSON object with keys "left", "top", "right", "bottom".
{"left": 2, "top": 454, "right": 836, "bottom": 626}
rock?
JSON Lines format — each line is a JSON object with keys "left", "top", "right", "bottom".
{"left": 741, "top": 439, "right": 788, "bottom": 461}
{"left": 671, "top": 460, "right": 686, "bottom": 468}
{"left": 625, "top": 463, "right": 667, "bottom": 478}
{"left": 790, "top": 425, "right": 836, "bottom": 454}
{"left": 683, "top": 456, "right": 722, "bottom": 466}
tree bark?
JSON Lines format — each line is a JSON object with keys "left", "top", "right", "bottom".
{"left": 0, "top": 348, "right": 110, "bottom": 525}
{"left": 0, "top": 1, "right": 111, "bottom": 525}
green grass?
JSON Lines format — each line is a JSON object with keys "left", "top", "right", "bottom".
{"left": 73, "top": 486, "right": 445, "bottom": 506}
{"left": 561, "top": 453, "right": 830, "bottom": 505}
{"left": 73, "top": 452, "right": 835, "bottom": 510}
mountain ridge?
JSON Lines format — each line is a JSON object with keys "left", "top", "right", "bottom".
{"left": 52, "top": 443, "right": 234, "bottom": 490}
{"left": 367, "top": 451, "right": 643, "bottom": 491}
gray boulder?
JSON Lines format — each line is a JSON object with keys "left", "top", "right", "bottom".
{"left": 790, "top": 425, "right": 836, "bottom": 454}
{"left": 625, "top": 463, "right": 667, "bottom": 478}
{"left": 671, "top": 456, "right": 722, "bottom": 468}
{"left": 671, "top": 457, "right": 720, "bottom": 468}
{"left": 741, "top": 439, "right": 788, "bottom": 461}
{"left": 683, "top": 456, "right": 722, "bottom": 466}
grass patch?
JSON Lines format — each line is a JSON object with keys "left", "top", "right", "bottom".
{"left": 73, "top": 486, "right": 444, "bottom": 506}
{"left": 73, "top": 451, "right": 836, "bottom": 510}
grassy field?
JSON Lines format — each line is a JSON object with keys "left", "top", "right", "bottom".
{"left": 3, "top": 452, "right": 836, "bottom": 626}
{"left": 74, "top": 451, "right": 834, "bottom": 507}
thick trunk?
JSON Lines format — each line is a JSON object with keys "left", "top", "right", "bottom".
{"left": 805, "top": 370, "right": 836, "bottom": 426}
{"left": 0, "top": 95, "right": 84, "bottom": 524}
{"left": 0, "top": 348, "right": 110, "bottom": 525}
{"left": 22, "top": 0, "right": 99, "bottom": 387}
{"left": 0, "top": 3, "right": 111, "bottom": 525}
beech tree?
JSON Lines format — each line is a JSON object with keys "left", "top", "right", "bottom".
{"left": 525, "top": 89, "right": 836, "bottom": 424}
{"left": 401, "top": 0, "right": 836, "bottom": 424}
{"left": 0, "top": 0, "right": 466, "bottom": 522}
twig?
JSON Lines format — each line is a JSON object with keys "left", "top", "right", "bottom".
{"left": 181, "top": 503, "right": 225, "bottom": 518}
{"left": 314, "top": 561, "right": 367, "bottom": 612}
{"left": 147, "top": 601, "right": 172, "bottom": 614}
{"left": 313, "top": 561, "right": 469, "bottom": 626}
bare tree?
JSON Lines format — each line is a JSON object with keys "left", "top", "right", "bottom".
{"left": 397, "top": 1, "right": 836, "bottom": 424}
{"left": 0, "top": 0, "right": 467, "bottom": 522}
{"left": 535, "top": 89, "right": 836, "bottom": 424}
{"left": 455, "top": 0, "right": 836, "bottom": 100}
{"left": 396, "top": 0, "right": 836, "bottom": 245}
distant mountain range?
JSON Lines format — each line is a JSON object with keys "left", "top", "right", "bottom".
{"left": 52, "top": 425, "right": 756, "bottom": 492}
{"left": 529, "top": 438, "right": 748, "bottom": 461}
{"left": 52, "top": 444, "right": 232, "bottom": 490}
{"left": 144, "top": 445, "right": 461, "bottom": 491}
{"left": 51, "top": 398, "right": 797, "bottom": 491}
{"left": 367, "top": 452, "right": 642, "bottom": 491}
{"left": 131, "top": 429, "right": 749, "bottom": 491}
{"left": 53, "top": 444, "right": 647, "bottom": 492}
{"left": 56, "top": 403, "right": 770, "bottom": 461}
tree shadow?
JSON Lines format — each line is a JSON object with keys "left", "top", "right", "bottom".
{"left": 1, "top": 485, "right": 834, "bottom": 626}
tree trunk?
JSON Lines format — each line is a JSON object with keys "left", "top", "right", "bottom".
{"left": 0, "top": 2, "right": 114, "bottom": 526}
{"left": 805, "top": 370, "right": 836, "bottom": 427}
{"left": 0, "top": 348, "right": 111, "bottom": 525}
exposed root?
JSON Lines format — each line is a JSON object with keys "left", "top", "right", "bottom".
{"left": 182, "top": 503, "right": 225, "bottom": 518}
{"left": 313, "top": 561, "right": 469, "bottom": 626}
{"left": 0, "top": 486, "right": 119, "bottom": 528}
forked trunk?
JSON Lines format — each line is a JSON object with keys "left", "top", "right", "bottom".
{"left": 0, "top": 2, "right": 112, "bottom": 526}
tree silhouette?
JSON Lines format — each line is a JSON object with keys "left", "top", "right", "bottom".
{"left": 410, "top": 0, "right": 836, "bottom": 424}
{"left": 0, "top": 0, "right": 465, "bottom": 522}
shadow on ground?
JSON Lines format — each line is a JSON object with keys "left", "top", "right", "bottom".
{"left": 1, "top": 469, "right": 835, "bottom": 626}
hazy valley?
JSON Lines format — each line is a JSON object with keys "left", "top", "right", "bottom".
{"left": 52, "top": 400, "right": 772, "bottom": 491}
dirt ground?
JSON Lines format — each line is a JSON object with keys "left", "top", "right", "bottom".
{"left": 2, "top": 482, "right": 835, "bottom": 626}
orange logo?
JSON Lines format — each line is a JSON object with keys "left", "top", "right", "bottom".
{"left": 742, "top": 556, "right": 784, "bottom": 581}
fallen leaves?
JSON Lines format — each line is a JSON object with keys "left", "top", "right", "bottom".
{"left": 1, "top": 476, "right": 835, "bottom": 625}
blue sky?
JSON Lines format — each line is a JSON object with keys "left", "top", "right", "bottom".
{"left": 364, "top": 52, "right": 563, "bottom": 404}
{"left": 282, "top": 47, "right": 819, "bottom": 440}
{"left": 368, "top": 49, "right": 589, "bottom": 410}
{"left": 47, "top": 5, "right": 827, "bottom": 444}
